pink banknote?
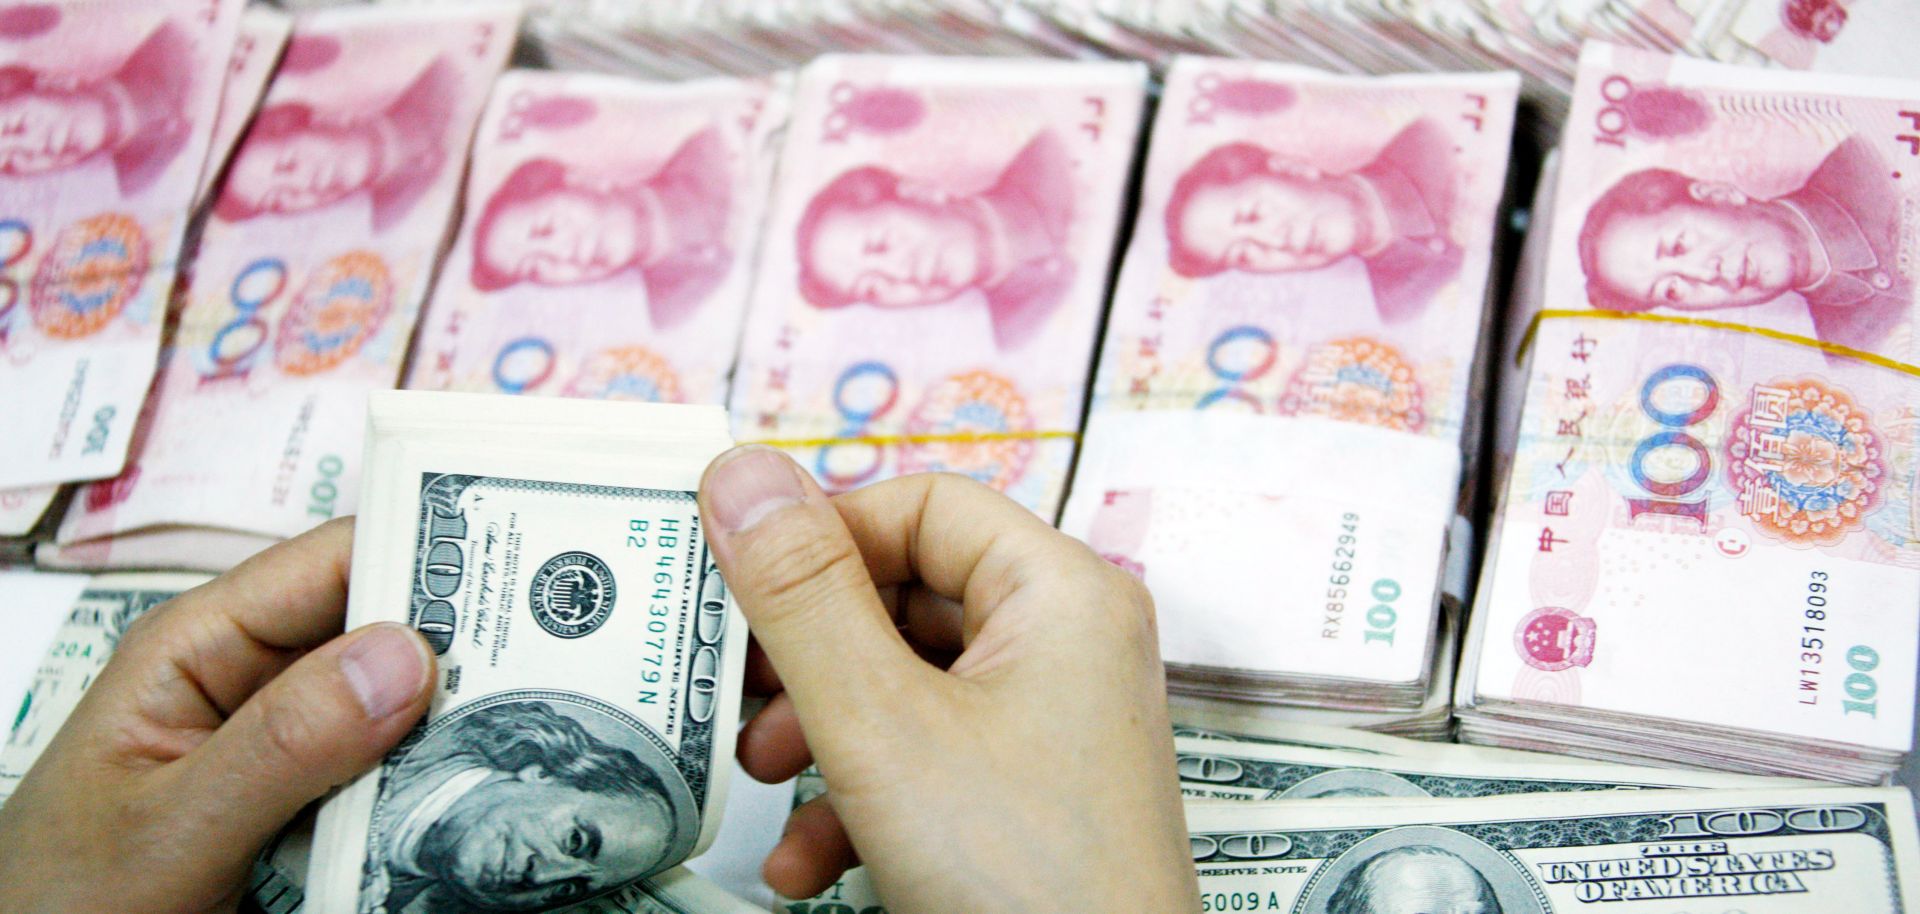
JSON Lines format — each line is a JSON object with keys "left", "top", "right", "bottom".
{"left": 193, "top": 7, "right": 290, "bottom": 207}
{"left": 34, "top": 523, "right": 275, "bottom": 572}
{"left": 729, "top": 54, "right": 1147, "bottom": 515}
{"left": 0, "top": 484, "right": 54, "bottom": 538}
{"left": 1466, "top": 43, "right": 1920, "bottom": 753}
{"left": 1060, "top": 58, "right": 1518, "bottom": 688}
{"left": 55, "top": 3, "right": 518, "bottom": 553}
{"left": 0, "top": 0, "right": 243, "bottom": 489}
{"left": 407, "top": 69, "right": 788, "bottom": 406}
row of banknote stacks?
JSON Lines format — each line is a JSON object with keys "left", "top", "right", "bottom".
{"left": 524, "top": 0, "right": 1918, "bottom": 125}
{"left": 4, "top": 0, "right": 1918, "bottom": 794}
{"left": 3, "top": 2, "right": 1920, "bottom": 914}
{"left": 1, "top": 0, "right": 1509, "bottom": 740}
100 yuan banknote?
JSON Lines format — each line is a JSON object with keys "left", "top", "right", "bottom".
{"left": 307, "top": 392, "right": 748, "bottom": 914}
{"left": 1471, "top": 43, "right": 1920, "bottom": 757}
{"left": 1060, "top": 59, "right": 1518, "bottom": 687}
{"left": 1189, "top": 787, "right": 1920, "bottom": 911}
{"left": 0, "top": 0, "right": 242, "bottom": 490}
{"left": 56, "top": 3, "right": 517, "bottom": 554}
{"left": 729, "top": 55, "right": 1146, "bottom": 515}
{"left": 0, "top": 572, "right": 207, "bottom": 806}
{"left": 408, "top": 69, "right": 789, "bottom": 406}
{"left": 195, "top": 7, "right": 292, "bottom": 207}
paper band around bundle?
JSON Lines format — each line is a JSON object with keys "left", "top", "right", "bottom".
{"left": 1517, "top": 308, "right": 1920, "bottom": 380}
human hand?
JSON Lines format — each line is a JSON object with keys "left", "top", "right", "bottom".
{"left": 0, "top": 518, "right": 436, "bottom": 914}
{"left": 699, "top": 447, "right": 1200, "bottom": 913}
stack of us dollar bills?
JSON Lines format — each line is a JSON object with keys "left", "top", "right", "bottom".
{"left": 300, "top": 391, "right": 750, "bottom": 913}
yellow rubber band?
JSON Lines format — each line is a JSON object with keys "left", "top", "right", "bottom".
{"left": 745, "top": 429, "right": 1080, "bottom": 449}
{"left": 1516, "top": 308, "right": 1920, "bottom": 379}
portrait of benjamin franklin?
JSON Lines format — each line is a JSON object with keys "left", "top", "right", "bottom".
{"left": 366, "top": 697, "right": 695, "bottom": 914}
{"left": 1304, "top": 825, "right": 1545, "bottom": 914}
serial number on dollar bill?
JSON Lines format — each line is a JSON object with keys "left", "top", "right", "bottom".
{"left": 1201, "top": 887, "right": 1300, "bottom": 912}
{"left": 1795, "top": 569, "right": 1888, "bottom": 719}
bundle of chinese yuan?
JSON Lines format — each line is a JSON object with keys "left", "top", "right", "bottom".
{"left": 1456, "top": 43, "right": 1920, "bottom": 783}
{"left": 44, "top": 4, "right": 518, "bottom": 572}
{"left": 1060, "top": 59, "right": 1518, "bottom": 713}
{"left": 0, "top": 0, "right": 246, "bottom": 540}
{"left": 407, "top": 68, "right": 789, "bottom": 406}
{"left": 729, "top": 54, "right": 1146, "bottom": 515}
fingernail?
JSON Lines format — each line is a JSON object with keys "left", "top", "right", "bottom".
{"left": 707, "top": 446, "right": 807, "bottom": 534}
{"left": 341, "top": 623, "right": 428, "bottom": 719}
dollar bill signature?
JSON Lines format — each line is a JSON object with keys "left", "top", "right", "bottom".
{"left": 306, "top": 391, "right": 747, "bottom": 914}
{"left": 1189, "top": 787, "right": 1920, "bottom": 912}
{"left": 0, "top": 0, "right": 243, "bottom": 489}
{"left": 408, "top": 69, "right": 788, "bottom": 407}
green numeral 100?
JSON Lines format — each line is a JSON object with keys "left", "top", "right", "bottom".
{"left": 1842, "top": 645, "right": 1881, "bottom": 718}
{"left": 1363, "top": 579, "right": 1400, "bottom": 647}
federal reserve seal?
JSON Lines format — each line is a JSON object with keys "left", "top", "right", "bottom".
{"left": 529, "top": 551, "right": 618, "bottom": 638}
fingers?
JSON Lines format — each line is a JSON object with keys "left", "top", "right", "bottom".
{"left": 185, "top": 516, "right": 358, "bottom": 649}
{"left": 120, "top": 517, "right": 359, "bottom": 718}
{"left": 832, "top": 473, "right": 1087, "bottom": 645}
{"left": 744, "top": 638, "right": 783, "bottom": 696}
{"left": 737, "top": 691, "right": 813, "bottom": 783}
{"left": 832, "top": 473, "right": 1057, "bottom": 595}
{"left": 898, "top": 585, "right": 965, "bottom": 653}
{"left": 152, "top": 622, "right": 433, "bottom": 856}
{"left": 699, "top": 446, "right": 920, "bottom": 724}
{"left": 764, "top": 794, "right": 859, "bottom": 900}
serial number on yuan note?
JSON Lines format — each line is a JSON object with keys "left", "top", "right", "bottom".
{"left": 1321, "top": 513, "right": 1405, "bottom": 647}
{"left": 1794, "top": 569, "right": 1888, "bottom": 719}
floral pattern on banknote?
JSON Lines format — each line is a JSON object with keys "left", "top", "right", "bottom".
{"left": 274, "top": 251, "right": 394, "bottom": 376}
{"left": 897, "top": 370, "right": 1036, "bottom": 490}
{"left": 1725, "top": 377, "right": 1886, "bottom": 545}
{"left": 29, "top": 214, "right": 150, "bottom": 339}
{"left": 564, "top": 346, "right": 686, "bottom": 403}
{"left": 1277, "top": 337, "right": 1426, "bottom": 431}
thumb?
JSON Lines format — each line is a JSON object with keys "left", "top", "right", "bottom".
{"left": 157, "top": 622, "right": 434, "bottom": 857}
{"left": 700, "top": 446, "right": 920, "bottom": 724}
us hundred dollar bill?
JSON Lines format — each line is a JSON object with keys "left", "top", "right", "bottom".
{"left": 306, "top": 391, "right": 748, "bottom": 914}
{"left": 1187, "top": 787, "right": 1920, "bottom": 912}
{"left": 251, "top": 815, "right": 765, "bottom": 914}
{"left": 0, "top": 573, "right": 208, "bottom": 806}
{"left": 1173, "top": 736, "right": 1803, "bottom": 803}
